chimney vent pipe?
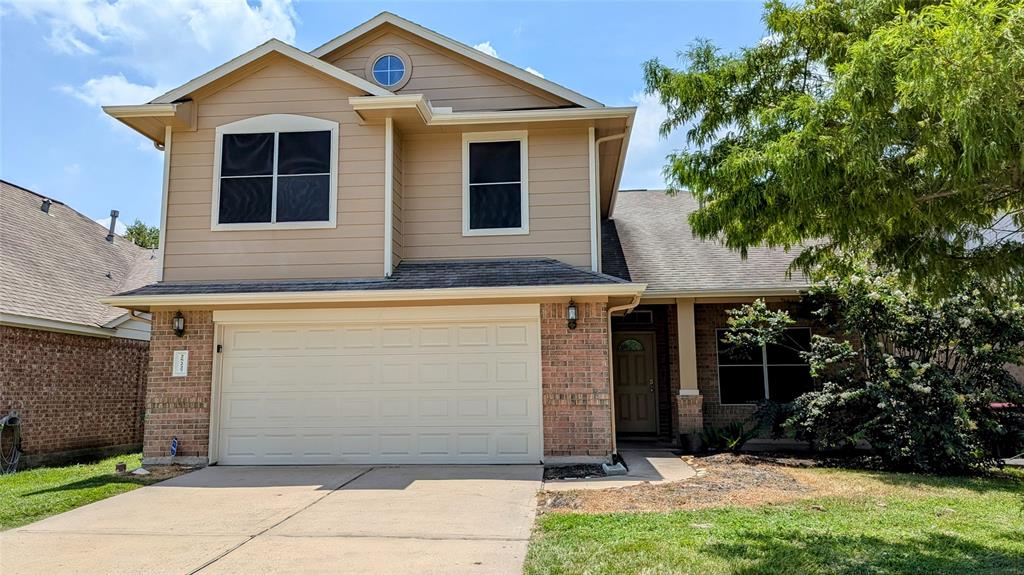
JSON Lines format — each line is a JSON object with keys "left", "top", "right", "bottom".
{"left": 40, "top": 199, "right": 52, "bottom": 213}
{"left": 106, "top": 210, "right": 119, "bottom": 242}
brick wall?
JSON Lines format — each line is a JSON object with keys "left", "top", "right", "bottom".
{"left": 0, "top": 326, "right": 148, "bottom": 464}
{"left": 695, "top": 301, "right": 817, "bottom": 428}
{"left": 540, "top": 302, "right": 613, "bottom": 459}
{"left": 143, "top": 310, "right": 213, "bottom": 463}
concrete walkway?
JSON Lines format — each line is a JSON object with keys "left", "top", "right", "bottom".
{"left": 543, "top": 449, "right": 696, "bottom": 491}
{"left": 0, "top": 465, "right": 542, "bottom": 575}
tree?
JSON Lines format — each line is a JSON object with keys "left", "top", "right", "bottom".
{"left": 124, "top": 218, "right": 159, "bottom": 249}
{"left": 725, "top": 272, "right": 1024, "bottom": 473}
{"left": 643, "top": 0, "right": 1024, "bottom": 295}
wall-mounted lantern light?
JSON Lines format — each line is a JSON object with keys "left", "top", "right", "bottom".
{"left": 172, "top": 311, "right": 186, "bottom": 337}
{"left": 567, "top": 300, "right": 578, "bottom": 330}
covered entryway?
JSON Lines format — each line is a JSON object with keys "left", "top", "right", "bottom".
{"left": 212, "top": 305, "right": 541, "bottom": 465}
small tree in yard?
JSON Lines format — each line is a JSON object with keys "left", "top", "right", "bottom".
{"left": 726, "top": 272, "right": 1024, "bottom": 473}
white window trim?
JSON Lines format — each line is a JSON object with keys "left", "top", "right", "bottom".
{"left": 211, "top": 114, "right": 339, "bottom": 231}
{"left": 461, "top": 130, "right": 529, "bottom": 237}
{"left": 715, "top": 327, "right": 812, "bottom": 406}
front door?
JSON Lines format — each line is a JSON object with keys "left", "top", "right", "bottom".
{"left": 613, "top": 332, "right": 657, "bottom": 434}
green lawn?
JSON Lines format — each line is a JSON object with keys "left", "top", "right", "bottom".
{"left": 0, "top": 453, "right": 167, "bottom": 530}
{"left": 526, "top": 468, "right": 1024, "bottom": 575}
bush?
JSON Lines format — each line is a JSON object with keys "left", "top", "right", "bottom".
{"left": 700, "top": 422, "right": 758, "bottom": 453}
{"left": 724, "top": 271, "right": 1024, "bottom": 473}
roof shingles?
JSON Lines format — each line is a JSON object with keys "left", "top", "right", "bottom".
{"left": 604, "top": 190, "right": 807, "bottom": 294}
{"left": 115, "top": 258, "right": 627, "bottom": 297}
{"left": 0, "top": 180, "right": 158, "bottom": 327}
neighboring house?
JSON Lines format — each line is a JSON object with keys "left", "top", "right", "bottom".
{"left": 101, "top": 12, "right": 807, "bottom": 466}
{"left": 0, "top": 180, "right": 158, "bottom": 467}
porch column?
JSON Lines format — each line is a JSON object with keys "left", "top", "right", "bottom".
{"left": 675, "top": 298, "right": 704, "bottom": 450}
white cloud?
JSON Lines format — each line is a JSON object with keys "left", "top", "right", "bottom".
{"left": 619, "top": 91, "right": 674, "bottom": 190}
{"left": 10, "top": 0, "right": 298, "bottom": 106}
{"left": 95, "top": 216, "right": 128, "bottom": 235}
{"left": 472, "top": 41, "right": 499, "bottom": 58}
{"left": 524, "top": 67, "right": 544, "bottom": 78}
{"left": 59, "top": 73, "right": 163, "bottom": 106}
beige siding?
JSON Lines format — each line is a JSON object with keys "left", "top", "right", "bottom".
{"left": 327, "top": 29, "right": 568, "bottom": 111}
{"left": 392, "top": 127, "right": 404, "bottom": 265}
{"left": 164, "top": 57, "right": 386, "bottom": 282}
{"left": 402, "top": 127, "right": 592, "bottom": 267}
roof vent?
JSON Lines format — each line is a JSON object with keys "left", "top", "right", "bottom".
{"left": 40, "top": 199, "right": 52, "bottom": 213}
{"left": 106, "top": 210, "right": 119, "bottom": 242}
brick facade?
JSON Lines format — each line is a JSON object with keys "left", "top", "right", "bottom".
{"left": 143, "top": 310, "right": 214, "bottom": 464}
{"left": 142, "top": 304, "right": 614, "bottom": 464}
{"left": 0, "top": 325, "right": 148, "bottom": 466}
{"left": 540, "top": 302, "right": 613, "bottom": 459}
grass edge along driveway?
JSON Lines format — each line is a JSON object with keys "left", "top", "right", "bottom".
{"left": 0, "top": 453, "right": 169, "bottom": 530}
{"left": 525, "top": 467, "right": 1024, "bottom": 575}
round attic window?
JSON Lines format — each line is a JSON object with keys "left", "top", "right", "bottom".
{"left": 372, "top": 54, "right": 406, "bottom": 87}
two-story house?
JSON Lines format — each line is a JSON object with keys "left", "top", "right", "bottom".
{"left": 104, "top": 13, "right": 807, "bottom": 466}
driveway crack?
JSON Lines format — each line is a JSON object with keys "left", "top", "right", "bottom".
{"left": 187, "top": 466, "right": 376, "bottom": 575}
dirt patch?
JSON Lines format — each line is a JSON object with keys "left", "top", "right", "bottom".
{"left": 123, "top": 464, "right": 198, "bottom": 483}
{"left": 539, "top": 453, "right": 817, "bottom": 513}
{"left": 544, "top": 464, "right": 606, "bottom": 480}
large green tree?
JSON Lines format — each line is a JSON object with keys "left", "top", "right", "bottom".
{"left": 124, "top": 218, "right": 159, "bottom": 249}
{"left": 644, "top": 0, "right": 1024, "bottom": 294}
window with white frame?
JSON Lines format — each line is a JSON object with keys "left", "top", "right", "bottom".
{"left": 462, "top": 131, "right": 529, "bottom": 235}
{"left": 212, "top": 114, "right": 338, "bottom": 230}
{"left": 716, "top": 327, "right": 813, "bottom": 404}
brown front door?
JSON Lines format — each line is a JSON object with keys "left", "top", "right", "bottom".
{"left": 613, "top": 332, "right": 657, "bottom": 433}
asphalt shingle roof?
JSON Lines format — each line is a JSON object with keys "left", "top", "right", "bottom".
{"left": 0, "top": 180, "right": 159, "bottom": 327}
{"left": 604, "top": 190, "right": 807, "bottom": 294}
{"left": 116, "top": 258, "right": 627, "bottom": 297}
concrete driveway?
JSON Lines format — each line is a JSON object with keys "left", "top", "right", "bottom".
{"left": 0, "top": 465, "right": 542, "bottom": 575}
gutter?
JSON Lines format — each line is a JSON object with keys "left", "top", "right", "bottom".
{"left": 348, "top": 95, "right": 636, "bottom": 126}
{"left": 100, "top": 282, "right": 648, "bottom": 310}
{"left": 642, "top": 286, "right": 811, "bottom": 299}
{"left": 1, "top": 313, "right": 114, "bottom": 338}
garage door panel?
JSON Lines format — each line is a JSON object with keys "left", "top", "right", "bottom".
{"left": 220, "top": 391, "right": 539, "bottom": 429}
{"left": 219, "top": 426, "right": 541, "bottom": 464}
{"left": 216, "top": 308, "right": 541, "bottom": 465}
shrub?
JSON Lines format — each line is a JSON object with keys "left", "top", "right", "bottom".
{"left": 700, "top": 422, "right": 758, "bottom": 453}
{"left": 724, "top": 270, "right": 1024, "bottom": 473}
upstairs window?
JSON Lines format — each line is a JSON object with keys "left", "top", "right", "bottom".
{"left": 716, "top": 327, "right": 814, "bottom": 404}
{"left": 212, "top": 114, "right": 338, "bottom": 230}
{"left": 462, "top": 131, "right": 529, "bottom": 236}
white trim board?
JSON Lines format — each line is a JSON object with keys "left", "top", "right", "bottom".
{"left": 310, "top": 12, "right": 602, "bottom": 108}
{"left": 1, "top": 313, "right": 114, "bottom": 339}
{"left": 101, "top": 282, "right": 647, "bottom": 309}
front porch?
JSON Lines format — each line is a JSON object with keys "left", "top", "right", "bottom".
{"left": 610, "top": 299, "right": 815, "bottom": 451}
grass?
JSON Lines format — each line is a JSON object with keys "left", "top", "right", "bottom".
{"left": 0, "top": 453, "right": 164, "bottom": 530}
{"left": 526, "top": 467, "right": 1024, "bottom": 575}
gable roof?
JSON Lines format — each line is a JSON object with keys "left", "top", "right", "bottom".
{"left": 605, "top": 190, "right": 809, "bottom": 295}
{"left": 0, "top": 180, "right": 159, "bottom": 330}
{"left": 149, "top": 38, "right": 390, "bottom": 105}
{"left": 310, "top": 12, "right": 603, "bottom": 108}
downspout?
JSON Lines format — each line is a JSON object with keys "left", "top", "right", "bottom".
{"left": 384, "top": 117, "right": 394, "bottom": 277}
{"left": 590, "top": 131, "right": 627, "bottom": 273}
{"left": 157, "top": 126, "right": 172, "bottom": 282}
{"left": 605, "top": 291, "right": 642, "bottom": 458}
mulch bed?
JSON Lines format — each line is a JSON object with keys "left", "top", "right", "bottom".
{"left": 544, "top": 464, "right": 606, "bottom": 480}
{"left": 539, "top": 453, "right": 816, "bottom": 514}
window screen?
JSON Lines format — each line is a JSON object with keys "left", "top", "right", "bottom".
{"left": 716, "top": 327, "right": 813, "bottom": 404}
{"left": 467, "top": 140, "right": 523, "bottom": 230}
{"left": 218, "top": 130, "right": 332, "bottom": 225}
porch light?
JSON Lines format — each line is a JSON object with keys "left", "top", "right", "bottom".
{"left": 567, "top": 300, "right": 578, "bottom": 330}
{"left": 172, "top": 311, "right": 185, "bottom": 337}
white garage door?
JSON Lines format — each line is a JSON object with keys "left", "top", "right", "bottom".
{"left": 214, "top": 305, "right": 541, "bottom": 465}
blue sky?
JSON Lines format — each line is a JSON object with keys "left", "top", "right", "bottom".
{"left": 0, "top": 1, "right": 767, "bottom": 227}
